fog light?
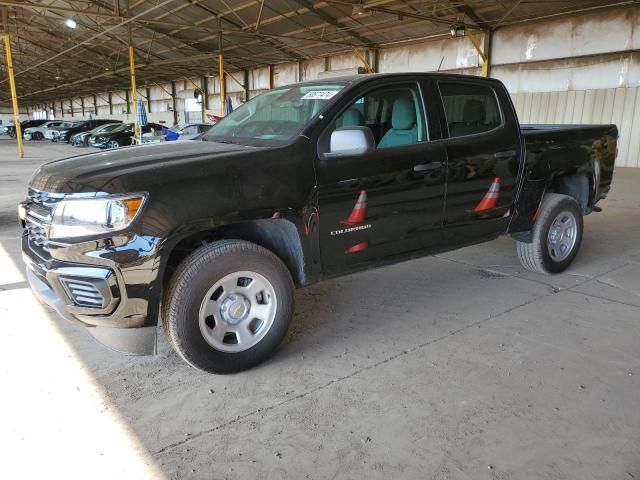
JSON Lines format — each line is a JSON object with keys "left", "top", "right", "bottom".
{"left": 59, "top": 277, "right": 106, "bottom": 308}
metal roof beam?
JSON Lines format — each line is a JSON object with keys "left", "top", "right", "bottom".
{"left": 296, "top": 0, "right": 372, "bottom": 46}
{"left": 0, "top": 1, "right": 124, "bottom": 19}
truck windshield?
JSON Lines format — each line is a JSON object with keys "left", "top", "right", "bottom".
{"left": 203, "top": 84, "right": 344, "bottom": 146}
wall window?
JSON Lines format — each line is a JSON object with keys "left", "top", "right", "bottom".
{"left": 439, "top": 82, "right": 502, "bottom": 138}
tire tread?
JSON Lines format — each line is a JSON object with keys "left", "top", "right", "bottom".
{"left": 161, "top": 239, "right": 293, "bottom": 373}
{"left": 516, "top": 193, "right": 583, "bottom": 275}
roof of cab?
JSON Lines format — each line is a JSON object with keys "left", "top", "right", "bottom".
{"left": 296, "top": 72, "right": 503, "bottom": 87}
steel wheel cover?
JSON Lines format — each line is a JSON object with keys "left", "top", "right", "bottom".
{"left": 547, "top": 210, "right": 578, "bottom": 262}
{"left": 198, "top": 270, "right": 277, "bottom": 353}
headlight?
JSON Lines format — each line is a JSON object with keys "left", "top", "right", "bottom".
{"left": 49, "top": 193, "right": 147, "bottom": 240}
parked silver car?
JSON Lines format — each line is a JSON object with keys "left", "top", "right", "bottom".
{"left": 24, "top": 120, "right": 65, "bottom": 140}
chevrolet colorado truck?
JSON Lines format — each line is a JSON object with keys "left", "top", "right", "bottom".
{"left": 19, "top": 73, "right": 617, "bottom": 374}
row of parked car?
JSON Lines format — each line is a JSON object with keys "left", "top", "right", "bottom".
{"left": 2, "top": 119, "right": 214, "bottom": 148}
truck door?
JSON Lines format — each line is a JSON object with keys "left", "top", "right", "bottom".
{"left": 437, "top": 79, "right": 522, "bottom": 247}
{"left": 314, "top": 80, "right": 447, "bottom": 275}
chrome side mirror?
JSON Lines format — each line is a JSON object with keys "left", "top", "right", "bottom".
{"left": 326, "top": 126, "right": 375, "bottom": 157}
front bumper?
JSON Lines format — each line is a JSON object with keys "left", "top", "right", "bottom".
{"left": 22, "top": 233, "right": 158, "bottom": 355}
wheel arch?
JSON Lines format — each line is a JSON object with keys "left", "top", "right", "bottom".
{"left": 547, "top": 169, "right": 595, "bottom": 214}
{"left": 160, "top": 218, "right": 307, "bottom": 292}
{"left": 509, "top": 168, "right": 594, "bottom": 239}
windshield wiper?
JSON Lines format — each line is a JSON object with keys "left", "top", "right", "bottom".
{"left": 204, "top": 138, "right": 234, "bottom": 144}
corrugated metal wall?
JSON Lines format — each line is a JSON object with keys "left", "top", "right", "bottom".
{"left": 31, "top": 5, "right": 640, "bottom": 166}
{"left": 512, "top": 87, "right": 640, "bottom": 168}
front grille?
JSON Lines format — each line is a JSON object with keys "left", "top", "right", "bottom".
{"left": 25, "top": 187, "right": 65, "bottom": 252}
{"left": 59, "top": 278, "right": 106, "bottom": 308}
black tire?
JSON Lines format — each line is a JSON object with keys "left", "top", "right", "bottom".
{"left": 33, "top": 131, "right": 44, "bottom": 140}
{"left": 516, "top": 193, "right": 583, "bottom": 274}
{"left": 162, "top": 240, "right": 295, "bottom": 374}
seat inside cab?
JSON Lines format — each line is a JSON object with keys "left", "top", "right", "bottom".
{"left": 449, "top": 99, "right": 494, "bottom": 137}
{"left": 332, "top": 86, "right": 426, "bottom": 149}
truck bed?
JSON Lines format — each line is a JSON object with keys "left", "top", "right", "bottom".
{"left": 520, "top": 123, "right": 618, "bottom": 202}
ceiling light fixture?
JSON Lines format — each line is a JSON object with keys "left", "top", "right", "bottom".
{"left": 352, "top": 4, "right": 365, "bottom": 16}
{"left": 64, "top": 18, "right": 77, "bottom": 29}
{"left": 450, "top": 23, "right": 466, "bottom": 37}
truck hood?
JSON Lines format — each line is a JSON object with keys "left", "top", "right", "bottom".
{"left": 29, "top": 140, "right": 259, "bottom": 193}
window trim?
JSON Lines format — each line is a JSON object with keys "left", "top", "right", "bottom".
{"left": 317, "top": 80, "right": 431, "bottom": 158}
{"left": 436, "top": 80, "right": 505, "bottom": 140}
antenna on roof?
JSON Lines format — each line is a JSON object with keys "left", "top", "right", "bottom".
{"left": 437, "top": 56, "right": 445, "bottom": 72}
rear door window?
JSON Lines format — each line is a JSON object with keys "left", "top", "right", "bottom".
{"left": 439, "top": 82, "right": 502, "bottom": 138}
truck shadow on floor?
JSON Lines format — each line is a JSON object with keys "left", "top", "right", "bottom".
{"left": 3, "top": 198, "right": 640, "bottom": 472}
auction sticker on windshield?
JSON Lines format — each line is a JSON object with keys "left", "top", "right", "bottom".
{"left": 301, "top": 90, "right": 339, "bottom": 100}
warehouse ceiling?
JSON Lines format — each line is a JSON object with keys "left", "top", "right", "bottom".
{"left": 0, "top": 0, "right": 636, "bottom": 105}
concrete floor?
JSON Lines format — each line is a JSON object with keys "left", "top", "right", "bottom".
{"left": 1, "top": 137, "right": 639, "bottom": 480}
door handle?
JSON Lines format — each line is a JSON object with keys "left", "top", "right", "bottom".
{"left": 494, "top": 150, "right": 517, "bottom": 160}
{"left": 413, "top": 162, "right": 442, "bottom": 172}
{"left": 336, "top": 178, "right": 359, "bottom": 187}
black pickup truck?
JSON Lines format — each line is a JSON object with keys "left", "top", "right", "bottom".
{"left": 19, "top": 73, "right": 617, "bottom": 374}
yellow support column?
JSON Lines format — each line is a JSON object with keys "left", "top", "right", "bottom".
{"left": 353, "top": 47, "right": 375, "bottom": 73}
{"left": 128, "top": 45, "right": 138, "bottom": 140}
{"left": 126, "top": 0, "right": 138, "bottom": 140}
{"left": 224, "top": 70, "right": 247, "bottom": 100}
{"left": 218, "top": 50, "right": 225, "bottom": 116}
{"left": 465, "top": 29, "right": 489, "bottom": 77}
{"left": 4, "top": 32, "right": 23, "bottom": 158}
{"left": 218, "top": 18, "right": 225, "bottom": 117}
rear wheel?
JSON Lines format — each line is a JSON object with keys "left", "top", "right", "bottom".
{"left": 107, "top": 140, "right": 120, "bottom": 149}
{"left": 162, "top": 240, "right": 294, "bottom": 374}
{"left": 516, "top": 193, "right": 583, "bottom": 274}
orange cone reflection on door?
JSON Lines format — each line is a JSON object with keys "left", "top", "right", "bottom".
{"left": 343, "top": 190, "right": 369, "bottom": 254}
{"left": 345, "top": 241, "right": 368, "bottom": 254}
{"left": 343, "top": 190, "right": 367, "bottom": 225}
{"left": 473, "top": 177, "right": 500, "bottom": 213}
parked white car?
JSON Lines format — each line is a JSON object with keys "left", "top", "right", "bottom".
{"left": 44, "top": 121, "right": 78, "bottom": 140}
{"left": 24, "top": 120, "right": 65, "bottom": 140}
{"left": 141, "top": 123, "right": 213, "bottom": 144}
{"left": 174, "top": 123, "right": 213, "bottom": 140}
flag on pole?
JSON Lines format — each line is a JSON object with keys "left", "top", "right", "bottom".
{"left": 136, "top": 98, "right": 148, "bottom": 127}
{"left": 224, "top": 96, "right": 233, "bottom": 116}
{"left": 135, "top": 98, "right": 148, "bottom": 144}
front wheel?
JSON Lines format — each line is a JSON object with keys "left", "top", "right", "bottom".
{"left": 107, "top": 140, "right": 120, "bottom": 149}
{"left": 516, "top": 193, "right": 584, "bottom": 274}
{"left": 162, "top": 240, "right": 294, "bottom": 374}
